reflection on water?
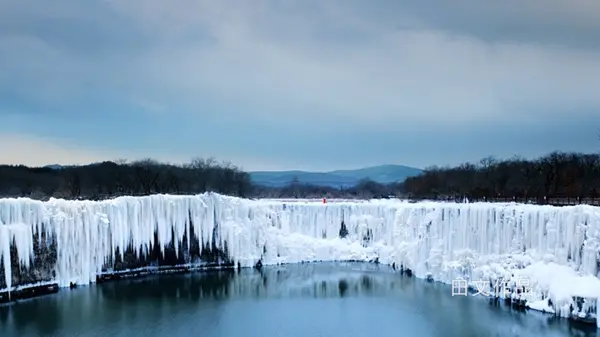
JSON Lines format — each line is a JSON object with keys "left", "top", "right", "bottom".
{"left": 0, "top": 263, "right": 597, "bottom": 337}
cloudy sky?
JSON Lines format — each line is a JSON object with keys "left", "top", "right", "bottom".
{"left": 1, "top": 0, "right": 599, "bottom": 171}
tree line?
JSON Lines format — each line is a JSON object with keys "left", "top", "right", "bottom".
{"left": 0, "top": 158, "right": 251, "bottom": 200}
{"left": 0, "top": 157, "right": 403, "bottom": 201}
{"left": 403, "top": 152, "right": 600, "bottom": 203}
{"left": 1, "top": 151, "right": 599, "bottom": 203}
{"left": 251, "top": 178, "right": 403, "bottom": 199}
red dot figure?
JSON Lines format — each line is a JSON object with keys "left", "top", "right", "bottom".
{"left": 323, "top": 198, "right": 327, "bottom": 204}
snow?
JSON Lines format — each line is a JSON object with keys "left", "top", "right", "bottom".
{"left": 1, "top": 193, "right": 600, "bottom": 323}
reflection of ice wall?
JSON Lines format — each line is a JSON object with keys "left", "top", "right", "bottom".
{"left": 1, "top": 193, "right": 600, "bottom": 320}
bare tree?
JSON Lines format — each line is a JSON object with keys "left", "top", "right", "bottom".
{"left": 398, "top": 151, "right": 600, "bottom": 205}
{"left": 67, "top": 172, "right": 81, "bottom": 198}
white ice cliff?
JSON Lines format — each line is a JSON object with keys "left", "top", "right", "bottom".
{"left": 1, "top": 193, "right": 600, "bottom": 322}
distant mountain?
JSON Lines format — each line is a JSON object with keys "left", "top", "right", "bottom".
{"left": 42, "top": 163, "right": 423, "bottom": 188}
{"left": 250, "top": 165, "right": 423, "bottom": 188}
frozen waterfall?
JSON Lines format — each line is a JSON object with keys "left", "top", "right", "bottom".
{"left": 1, "top": 193, "right": 600, "bottom": 322}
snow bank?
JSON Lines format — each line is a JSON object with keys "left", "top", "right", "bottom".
{"left": 1, "top": 193, "right": 600, "bottom": 322}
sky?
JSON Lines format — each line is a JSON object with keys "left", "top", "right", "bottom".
{"left": 1, "top": 0, "right": 600, "bottom": 171}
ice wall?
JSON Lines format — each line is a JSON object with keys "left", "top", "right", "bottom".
{"left": 1, "top": 193, "right": 600, "bottom": 320}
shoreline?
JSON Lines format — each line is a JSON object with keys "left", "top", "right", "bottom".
{"left": 1, "top": 259, "right": 597, "bottom": 329}
{"left": 1, "top": 194, "right": 600, "bottom": 329}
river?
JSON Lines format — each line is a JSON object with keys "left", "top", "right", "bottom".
{"left": 0, "top": 263, "right": 596, "bottom": 337}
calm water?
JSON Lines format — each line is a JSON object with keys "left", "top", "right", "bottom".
{"left": 0, "top": 263, "right": 597, "bottom": 337}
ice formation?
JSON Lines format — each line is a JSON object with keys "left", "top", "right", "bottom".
{"left": 1, "top": 193, "right": 600, "bottom": 324}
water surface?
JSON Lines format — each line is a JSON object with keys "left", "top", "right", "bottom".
{"left": 0, "top": 263, "right": 596, "bottom": 337}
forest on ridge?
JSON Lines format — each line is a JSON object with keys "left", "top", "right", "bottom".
{"left": 1, "top": 152, "right": 599, "bottom": 203}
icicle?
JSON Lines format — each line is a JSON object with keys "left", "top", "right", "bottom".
{"left": 0, "top": 225, "right": 11, "bottom": 292}
{"left": 1, "top": 193, "right": 600, "bottom": 321}
{"left": 0, "top": 223, "right": 34, "bottom": 294}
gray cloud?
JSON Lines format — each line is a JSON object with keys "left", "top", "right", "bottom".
{"left": 363, "top": 0, "right": 600, "bottom": 48}
{"left": 1, "top": 0, "right": 599, "bottom": 169}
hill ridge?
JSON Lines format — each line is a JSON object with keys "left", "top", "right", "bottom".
{"left": 250, "top": 164, "right": 422, "bottom": 188}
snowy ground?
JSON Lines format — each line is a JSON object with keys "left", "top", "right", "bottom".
{"left": 1, "top": 193, "right": 600, "bottom": 325}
